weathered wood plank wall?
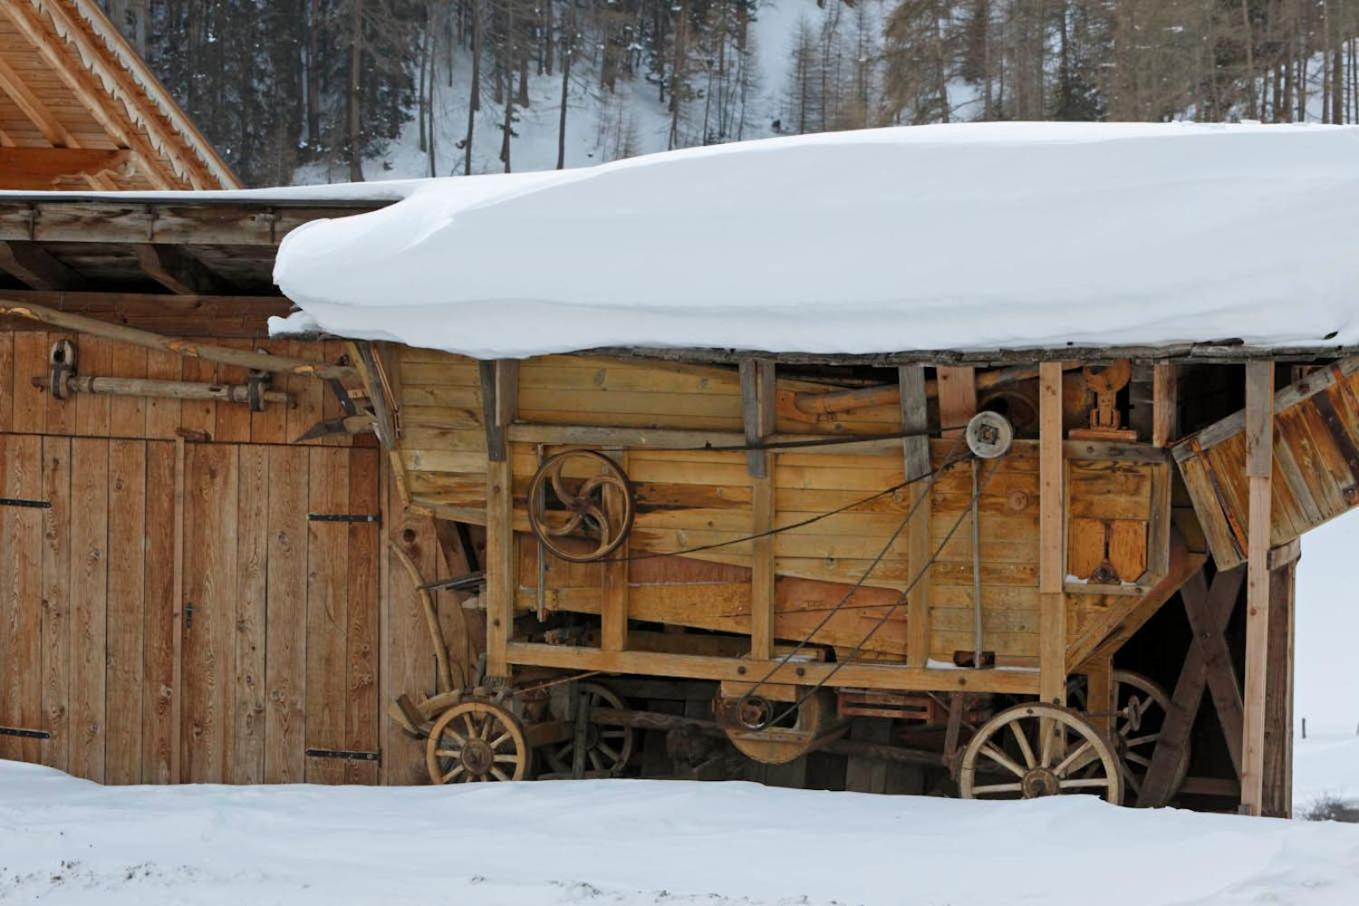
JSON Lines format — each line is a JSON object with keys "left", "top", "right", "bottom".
{"left": 0, "top": 329, "right": 469, "bottom": 786}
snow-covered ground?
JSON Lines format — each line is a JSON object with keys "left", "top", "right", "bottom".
{"left": 2, "top": 759, "right": 1359, "bottom": 906}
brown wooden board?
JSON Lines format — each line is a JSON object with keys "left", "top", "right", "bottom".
{"left": 104, "top": 439, "right": 146, "bottom": 783}
{"left": 141, "top": 440, "right": 177, "bottom": 783}
{"left": 263, "top": 446, "right": 309, "bottom": 783}
{"left": 39, "top": 435, "right": 72, "bottom": 772}
{"left": 0, "top": 434, "right": 43, "bottom": 762}
{"left": 68, "top": 437, "right": 108, "bottom": 781}
{"left": 305, "top": 447, "right": 350, "bottom": 783}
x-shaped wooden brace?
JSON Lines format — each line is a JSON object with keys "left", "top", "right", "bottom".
{"left": 1136, "top": 564, "right": 1246, "bottom": 808}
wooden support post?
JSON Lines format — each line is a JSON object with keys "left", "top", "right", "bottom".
{"left": 1038, "top": 362, "right": 1067, "bottom": 707}
{"left": 741, "top": 358, "right": 776, "bottom": 660}
{"left": 601, "top": 450, "right": 630, "bottom": 652}
{"left": 1085, "top": 657, "right": 1114, "bottom": 738}
{"left": 936, "top": 366, "right": 977, "bottom": 437}
{"left": 1240, "top": 360, "right": 1274, "bottom": 815}
{"left": 483, "top": 360, "right": 518, "bottom": 683}
{"left": 900, "top": 366, "right": 931, "bottom": 667}
{"left": 1262, "top": 559, "right": 1296, "bottom": 818}
{"left": 1153, "top": 363, "right": 1179, "bottom": 448}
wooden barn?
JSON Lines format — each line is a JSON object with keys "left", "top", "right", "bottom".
{"left": 0, "top": 34, "right": 1354, "bottom": 820}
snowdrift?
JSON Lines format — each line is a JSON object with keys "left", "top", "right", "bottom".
{"left": 4, "top": 759, "right": 1359, "bottom": 904}
{"left": 271, "top": 122, "right": 1359, "bottom": 359}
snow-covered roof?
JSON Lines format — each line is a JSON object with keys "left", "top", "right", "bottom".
{"left": 270, "top": 122, "right": 1359, "bottom": 359}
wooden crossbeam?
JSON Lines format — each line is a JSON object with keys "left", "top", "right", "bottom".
{"left": 0, "top": 148, "right": 133, "bottom": 190}
{"left": 133, "top": 244, "right": 226, "bottom": 295}
{"left": 1136, "top": 565, "right": 1245, "bottom": 807}
{"left": 0, "top": 240, "right": 82, "bottom": 290}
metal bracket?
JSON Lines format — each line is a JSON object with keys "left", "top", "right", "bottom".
{"left": 0, "top": 497, "right": 51, "bottom": 509}
{"left": 246, "top": 370, "right": 271, "bottom": 412}
{"left": 0, "top": 725, "right": 51, "bottom": 740}
{"left": 308, "top": 513, "right": 381, "bottom": 524}
{"left": 306, "top": 747, "right": 380, "bottom": 762}
{"left": 48, "top": 339, "right": 76, "bottom": 400}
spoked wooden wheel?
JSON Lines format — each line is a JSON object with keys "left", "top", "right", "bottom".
{"left": 527, "top": 449, "right": 635, "bottom": 563}
{"left": 960, "top": 702, "right": 1122, "bottom": 802}
{"left": 426, "top": 699, "right": 531, "bottom": 784}
{"left": 545, "top": 683, "right": 636, "bottom": 776}
{"left": 724, "top": 689, "right": 843, "bottom": 765}
{"left": 1111, "top": 671, "right": 1187, "bottom": 806}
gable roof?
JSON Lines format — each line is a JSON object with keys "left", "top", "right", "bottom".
{"left": 0, "top": 0, "right": 239, "bottom": 190}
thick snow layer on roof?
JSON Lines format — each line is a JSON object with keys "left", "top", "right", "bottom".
{"left": 271, "top": 122, "right": 1359, "bottom": 358}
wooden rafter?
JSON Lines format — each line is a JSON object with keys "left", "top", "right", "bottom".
{"left": 18, "top": 0, "right": 215, "bottom": 189}
{"left": 0, "top": 0, "right": 178, "bottom": 189}
{"left": 133, "top": 244, "right": 226, "bottom": 296}
{"left": 0, "top": 52, "right": 78, "bottom": 146}
{"left": 0, "top": 239, "right": 82, "bottom": 290}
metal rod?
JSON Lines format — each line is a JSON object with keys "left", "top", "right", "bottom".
{"left": 34, "top": 374, "right": 292, "bottom": 406}
{"left": 972, "top": 458, "right": 983, "bottom": 670}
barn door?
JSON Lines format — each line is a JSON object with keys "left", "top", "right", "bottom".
{"left": 179, "top": 443, "right": 381, "bottom": 784}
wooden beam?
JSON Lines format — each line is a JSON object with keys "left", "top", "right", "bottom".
{"left": 0, "top": 240, "right": 82, "bottom": 290}
{"left": 1241, "top": 359, "right": 1274, "bottom": 815}
{"left": 0, "top": 298, "right": 355, "bottom": 380}
{"left": 0, "top": 148, "right": 133, "bottom": 190}
{"left": 506, "top": 642, "right": 1042, "bottom": 695}
{"left": 1038, "top": 362, "right": 1066, "bottom": 706}
{"left": 740, "top": 357, "right": 776, "bottom": 659}
{"left": 936, "top": 366, "right": 977, "bottom": 437}
{"left": 0, "top": 55, "right": 78, "bottom": 147}
{"left": 601, "top": 451, "right": 630, "bottom": 652}
{"left": 133, "top": 244, "right": 226, "bottom": 295}
{"left": 484, "top": 360, "right": 518, "bottom": 682}
{"left": 1262, "top": 559, "right": 1296, "bottom": 818}
{"left": 485, "top": 457, "right": 514, "bottom": 682}
{"left": 1153, "top": 362, "right": 1179, "bottom": 447}
{"left": 900, "top": 365, "right": 932, "bottom": 667}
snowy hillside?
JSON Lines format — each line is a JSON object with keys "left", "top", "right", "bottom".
{"left": 296, "top": 0, "right": 881, "bottom": 182}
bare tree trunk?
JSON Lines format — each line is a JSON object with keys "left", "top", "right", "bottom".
{"left": 501, "top": 0, "right": 516, "bottom": 172}
{"left": 347, "top": 0, "right": 364, "bottom": 181}
{"left": 465, "top": 0, "right": 481, "bottom": 176}
{"left": 1242, "top": 0, "right": 1257, "bottom": 117}
{"left": 557, "top": 1, "right": 572, "bottom": 169}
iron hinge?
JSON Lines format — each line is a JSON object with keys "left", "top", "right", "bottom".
{"left": 305, "top": 747, "right": 380, "bottom": 763}
{"left": 0, "top": 725, "right": 51, "bottom": 740}
{"left": 307, "top": 513, "right": 381, "bottom": 524}
{"left": 0, "top": 497, "right": 50, "bottom": 509}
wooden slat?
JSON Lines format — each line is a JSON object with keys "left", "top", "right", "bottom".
{"left": 142, "top": 347, "right": 181, "bottom": 438}
{"left": 12, "top": 329, "right": 47, "bottom": 432}
{"left": 140, "top": 440, "right": 176, "bottom": 782}
{"left": 1241, "top": 359, "right": 1273, "bottom": 815}
{"left": 345, "top": 449, "right": 380, "bottom": 784}
{"left": 0, "top": 329, "right": 12, "bottom": 431}
{"left": 181, "top": 443, "right": 238, "bottom": 782}
{"left": 900, "top": 365, "right": 931, "bottom": 667}
{"left": 0, "top": 435, "right": 42, "bottom": 763}
{"left": 40, "top": 436, "right": 71, "bottom": 772}
{"left": 104, "top": 439, "right": 145, "bottom": 784}
{"left": 106, "top": 340, "right": 147, "bottom": 438}
{"left": 936, "top": 366, "right": 977, "bottom": 436}
{"left": 305, "top": 447, "right": 350, "bottom": 784}
{"left": 263, "top": 446, "right": 308, "bottom": 783}
{"left": 232, "top": 445, "right": 268, "bottom": 783}
{"left": 1038, "top": 362, "right": 1066, "bottom": 705}
{"left": 74, "top": 335, "right": 110, "bottom": 436}
{"left": 1262, "top": 561, "right": 1296, "bottom": 818}
{"left": 69, "top": 438, "right": 108, "bottom": 781}
{"left": 601, "top": 450, "right": 630, "bottom": 653}
{"left": 485, "top": 455, "right": 514, "bottom": 681}
{"left": 741, "top": 358, "right": 775, "bottom": 659}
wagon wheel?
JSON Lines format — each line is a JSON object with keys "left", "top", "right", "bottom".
{"left": 724, "top": 690, "right": 842, "bottom": 765}
{"left": 545, "top": 683, "right": 636, "bottom": 776}
{"left": 960, "top": 702, "right": 1121, "bottom": 802}
{"left": 426, "top": 698, "right": 532, "bottom": 784}
{"left": 528, "top": 449, "right": 635, "bottom": 563}
{"left": 1111, "top": 671, "right": 1187, "bottom": 806}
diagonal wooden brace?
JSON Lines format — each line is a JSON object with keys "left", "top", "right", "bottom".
{"left": 1137, "top": 565, "right": 1245, "bottom": 807}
